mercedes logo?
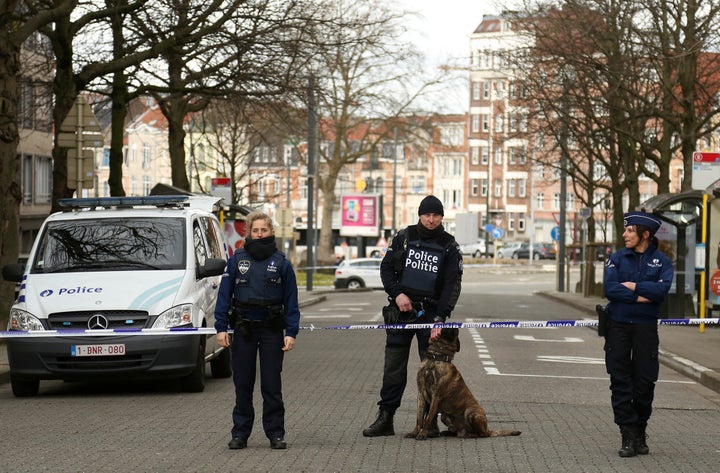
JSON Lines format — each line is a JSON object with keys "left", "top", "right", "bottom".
{"left": 87, "top": 314, "right": 109, "bottom": 330}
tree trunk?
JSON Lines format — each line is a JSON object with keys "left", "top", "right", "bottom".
{"left": 0, "top": 23, "right": 22, "bottom": 322}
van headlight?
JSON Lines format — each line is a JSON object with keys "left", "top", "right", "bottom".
{"left": 9, "top": 308, "right": 45, "bottom": 331}
{"left": 153, "top": 304, "right": 193, "bottom": 329}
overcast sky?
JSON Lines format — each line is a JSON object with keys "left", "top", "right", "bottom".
{"left": 397, "top": 0, "right": 499, "bottom": 113}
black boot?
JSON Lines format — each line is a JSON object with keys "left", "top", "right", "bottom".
{"left": 363, "top": 409, "right": 394, "bottom": 437}
{"left": 618, "top": 425, "right": 637, "bottom": 458}
{"left": 634, "top": 423, "right": 649, "bottom": 455}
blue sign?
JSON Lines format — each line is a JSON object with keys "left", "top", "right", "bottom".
{"left": 551, "top": 226, "right": 561, "bottom": 241}
{"left": 484, "top": 223, "right": 494, "bottom": 233}
{"left": 492, "top": 227, "right": 504, "bottom": 239}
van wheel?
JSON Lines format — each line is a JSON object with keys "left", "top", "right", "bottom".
{"left": 211, "top": 347, "right": 232, "bottom": 378}
{"left": 11, "top": 375, "right": 39, "bottom": 397}
{"left": 180, "top": 341, "right": 206, "bottom": 393}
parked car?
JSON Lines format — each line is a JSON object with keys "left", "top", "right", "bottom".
{"left": 495, "top": 241, "right": 525, "bottom": 259}
{"left": 333, "top": 257, "right": 383, "bottom": 289}
{"left": 516, "top": 242, "right": 557, "bottom": 260}
{"left": 459, "top": 239, "right": 494, "bottom": 258}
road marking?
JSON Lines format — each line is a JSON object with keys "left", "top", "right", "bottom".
{"left": 514, "top": 335, "right": 584, "bottom": 342}
{"left": 537, "top": 355, "right": 604, "bottom": 364}
{"left": 486, "top": 372, "right": 695, "bottom": 384}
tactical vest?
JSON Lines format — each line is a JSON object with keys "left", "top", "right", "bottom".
{"left": 232, "top": 249, "right": 285, "bottom": 306}
{"left": 398, "top": 226, "right": 450, "bottom": 297}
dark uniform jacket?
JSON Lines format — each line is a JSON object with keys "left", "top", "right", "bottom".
{"left": 380, "top": 225, "right": 463, "bottom": 321}
{"left": 214, "top": 248, "right": 301, "bottom": 338}
{"left": 604, "top": 246, "right": 673, "bottom": 324}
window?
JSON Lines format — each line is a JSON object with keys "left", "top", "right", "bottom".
{"left": 471, "top": 115, "right": 480, "bottom": 133}
{"left": 143, "top": 143, "right": 151, "bottom": 169}
{"left": 471, "top": 146, "right": 479, "bottom": 165}
{"left": 518, "top": 178, "right": 527, "bottom": 198}
{"left": 495, "top": 113, "right": 503, "bottom": 133}
{"left": 537, "top": 192, "right": 544, "bottom": 210}
{"left": 495, "top": 147, "right": 502, "bottom": 165}
{"left": 472, "top": 82, "right": 481, "bottom": 100}
{"left": 508, "top": 178, "right": 516, "bottom": 197}
{"left": 471, "top": 179, "right": 479, "bottom": 196}
{"left": 483, "top": 81, "right": 490, "bottom": 99}
{"left": 453, "top": 158, "right": 462, "bottom": 176}
{"left": 481, "top": 146, "right": 489, "bottom": 164}
{"left": 508, "top": 213, "right": 514, "bottom": 231}
{"left": 518, "top": 213, "right": 526, "bottom": 231}
{"left": 481, "top": 178, "right": 488, "bottom": 197}
{"left": 21, "top": 154, "right": 52, "bottom": 205}
{"left": 482, "top": 114, "right": 489, "bottom": 131}
{"left": 553, "top": 192, "right": 560, "bottom": 210}
{"left": 494, "top": 178, "right": 502, "bottom": 197}
{"left": 143, "top": 175, "right": 151, "bottom": 195}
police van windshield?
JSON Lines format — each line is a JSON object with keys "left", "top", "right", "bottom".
{"left": 31, "top": 218, "right": 186, "bottom": 273}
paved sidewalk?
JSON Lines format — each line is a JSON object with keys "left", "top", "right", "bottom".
{"left": 2, "top": 289, "right": 719, "bottom": 396}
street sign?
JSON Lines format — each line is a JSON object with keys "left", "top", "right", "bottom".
{"left": 551, "top": 226, "right": 561, "bottom": 241}
{"left": 60, "top": 95, "right": 102, "bottom": 132}
{"left": 484, "top": 223, "right": 494, "bottom": 233}
{"left": 692, "top": 151, "right": 720, "bottom": 190}
{"left": 579, "top": 207, "right": 591, "bottom": 219}
{"left": 57, "top": 132, "right": 104, "bottom": 148}
{"left": 492, "top": 227, "right": 504, "bottom": 239}
{"left": 67, "top": 149, "right": 94, "bottom": 189}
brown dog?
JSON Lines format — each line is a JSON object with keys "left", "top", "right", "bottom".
{"left": 405, "top": 328, "right": 521, "bottom": 440}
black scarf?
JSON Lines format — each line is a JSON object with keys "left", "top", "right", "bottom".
{"left": 244, "top": 235, "right": 277, "bottom": 260}
{"left": 416, "top": 220, "right": 445, "bottom": 240}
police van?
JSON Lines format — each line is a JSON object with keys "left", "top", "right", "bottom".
{"left": 2, "top": 195, "right": 232, "bottom": 397}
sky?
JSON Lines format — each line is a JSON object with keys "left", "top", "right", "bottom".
{"left": 397, "top": 0, "right": 500, "bottom": 113}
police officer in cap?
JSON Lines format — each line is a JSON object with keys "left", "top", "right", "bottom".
{"left": 363, "top": 195, "right": 463, "bottom": 437}
{"left": 603, "top": 211, "right": 673, "bottom": 457}
{"left": 215, "top": 211, "right": 301, "bottom": 450}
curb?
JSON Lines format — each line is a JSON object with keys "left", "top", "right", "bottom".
{"left": 537, "top": 291, "right": 720, "bottom": 395}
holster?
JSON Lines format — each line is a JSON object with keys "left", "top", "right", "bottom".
{"left": 267, "top": 304, "right": 286, "bottom": 333}
{"left": 595, "top": 304, "right": 609, "bottom": 337}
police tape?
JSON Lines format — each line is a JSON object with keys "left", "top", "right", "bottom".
{"left": 0, "top": 317, "right": 718, "bottom": 339}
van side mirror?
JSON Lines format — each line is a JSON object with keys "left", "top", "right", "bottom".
{"left": 2, "top": 263, "right": 25, "bottom": 283}
{"left": 198, "top": 258, "right": 226, "bottom": 279}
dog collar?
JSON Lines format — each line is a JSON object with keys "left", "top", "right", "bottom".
{"left": 423, "top": 353, "right": 454, "bottom": 363}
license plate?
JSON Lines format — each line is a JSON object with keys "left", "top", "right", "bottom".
{"left": 71, "top": 344, "right": 126, "bottom": 357}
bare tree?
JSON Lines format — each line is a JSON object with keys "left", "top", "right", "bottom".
{"left": 0, "top": 0, "right": 75, "bottom": 318}
{"left": 302, "top": 0, "right": 448, "bottom": 263}
{"left": 509, "top": 0, "right": 720, "bottom": 245}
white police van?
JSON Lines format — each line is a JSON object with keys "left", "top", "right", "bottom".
{"left": 2, "top": 195, "right": 231, "bottom": 397}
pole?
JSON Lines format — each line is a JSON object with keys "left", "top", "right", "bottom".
{"left": 392, "top": 127, "right": 398, "bottom": 234}
{"left": 306, "top": 76, "right": 316, "bottom": 291}
{"left": 557, "top": 78, "right": 569, "bottom": 292}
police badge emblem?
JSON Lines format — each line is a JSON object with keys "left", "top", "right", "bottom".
{"left": 237, "top": 259, "right": 250, "bottom": 274}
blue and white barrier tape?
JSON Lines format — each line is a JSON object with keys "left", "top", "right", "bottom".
{"left": 1, "top": 318, "right": 718, "bottom": 339}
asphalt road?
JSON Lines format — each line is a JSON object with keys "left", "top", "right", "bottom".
{"left": 1, "top": 270, "right": 719, "bottom": 472}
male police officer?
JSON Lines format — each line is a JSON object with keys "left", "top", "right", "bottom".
{"left": 363, "top": 195, "right": 463, "bottom": 437}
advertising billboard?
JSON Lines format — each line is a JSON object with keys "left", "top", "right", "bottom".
{"left": 340, "top": 194, "right": 381, "bottom": 237}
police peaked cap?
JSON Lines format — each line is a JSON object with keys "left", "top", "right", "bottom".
{"left": 623, "top": 211, "right": 661, "bottom": 234}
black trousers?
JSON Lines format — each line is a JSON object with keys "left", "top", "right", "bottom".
{"left": 377, "top": 327, "right": 431, "bottom": 414}
{"left": 231, "top": 328, "right": 285, "bottom": 440}
{"left": 604, "top": 320, "right": 659, "bottom": 426}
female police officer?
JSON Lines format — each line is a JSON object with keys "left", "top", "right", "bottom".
{"left": 214, "top": 211, "right": 301, "bottom": 450}
{"left": 603, "top": 211, "right": 673, "bottom": 457}
{"left": 363, "top": 195, "right": 463, "bottom": 437}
